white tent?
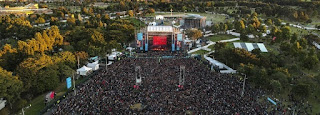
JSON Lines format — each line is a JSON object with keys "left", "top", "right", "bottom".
{"left": 87, "top": 62, "right": 99, "bottom": 71}
{"left": 77, "top": 66, "right": 92, "bottom": 76}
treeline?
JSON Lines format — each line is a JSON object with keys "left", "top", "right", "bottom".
{"left": 211, "top": 13, "right": 320, "bottom": 101}
{"left": 0, "top": 25, "right": 76, "bottom": 113}
{"left": 0, "top": 5, "right": 138, "bottom": 113}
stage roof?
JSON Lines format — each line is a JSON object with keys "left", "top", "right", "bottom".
{"left": 147, "top": 26, "right": 173, "bottom": 33}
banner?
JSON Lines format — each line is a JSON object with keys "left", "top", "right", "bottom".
{"left": 267, "top": 97, "right": 277, "bottom": 105}
{"left": 177, "top": 34, "right": 183, "bottom": 41}
{"left": 145, "top": 43, "right": 148, "bottom": 51}
{"left": 137, "top": 33, "right": 143, "bottom": 40}
{"left": 66, "top": 77, "right": 72, "bottom": 89}
{"left": 172, "top": 44, "right": 175, "bottom": 51}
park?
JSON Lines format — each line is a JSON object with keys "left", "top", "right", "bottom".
{"left": 0, "top": 0, "right": 320, "bottom": 114}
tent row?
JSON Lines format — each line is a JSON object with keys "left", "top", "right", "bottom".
{"left": 76, "top": 61, "right": 99, "bottom": 76}
{"left": 233, "top": 42, "right": 268, "bottom": 52}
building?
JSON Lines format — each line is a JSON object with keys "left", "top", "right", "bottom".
{"left": 0, "top": 3, "right": 52, "bottom": 17}
{"left": 183, "top": 14, "right": 206, "bottom": 29}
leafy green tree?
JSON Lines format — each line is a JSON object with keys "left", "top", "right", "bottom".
{"left": 182, "top": 6, "right": 187, "bottom": 12}
{"left": 291, "top": 33, "right": 298, "bottom": 43}
{"left": 0, "top": 67, "right": 23, "bottom": 109}
{"left": 269, "top": 80, "right": 282, "bottom": 92}
{"left": 303, "top": 53, "right": 319, "bottom": 69}
{"left": 17, "top": 54, "right": 53, "bottom": 93}
{"left": 211, "top": 24, "right": 220, "bottom": 33}
{"left": 274, "top": 18, "right": 282, "bottom": 26}
{"left": 240, "top": 31, "right": 249, "bottom": 41}
{"left": 187, "top": 29, "right": 203, "bottom": 40}
{"left": 246, "top": 24, "right": 255, "bottom": 34}
{"left": 281, "top": 26, "right": 291, "bottom": 41}
{"left": 266, "top": 19, "right": 273, "bottom": 26}
{"left": 298, "top": 38, "right": 307, "bottom": 49}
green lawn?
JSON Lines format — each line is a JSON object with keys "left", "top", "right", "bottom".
{"left": 24, "top": 93, "right": 45, "bottom": 115}
{"left": 207, "top": 34, "right": 237, "bottom": 42}
{"left": 208, "top": 44, "right": 215, "bottom": 50}
{"left": 24, "top": 80, "right": 68, "bottom": 115}
{"left": 290, "top": 26, "right": 310, "bottom": 36}
{"left": 126, "top": 18, "right": 145, "bottom": 28}
{"left": 192, "top": 49, "right": 209, "bottom": 55}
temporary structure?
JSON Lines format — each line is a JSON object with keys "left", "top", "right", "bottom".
{"left": 77, "top": 66, "right": 92, "bottom": 76}
{"left": 87, "top": 61, "right": 99, "bottom": 71}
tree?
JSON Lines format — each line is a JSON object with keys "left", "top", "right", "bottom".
{"left": 291, "top": 33, "right": 298, "bottom": 43}
{"left": 187, "top": 29, "right": 202, "bottom": 40}
{"left": 246, "top": 24, "right": 255, "bottom": 34}
{"left": 211, "top": 24, "right": 220, "bottom": 33}
{"left": 67, "top": 17, "right": 76, "bottom": 26}
{"left": 182, "top": 6, "right": 187, "bottom": 12}
{"left": 17, "top": 54, "right": 53, "bottom": 93}
{"left": 240, "top": 31, "right": 249, "bottom": 41}
{"left": 120, "top": 1, "right": 126, "bottom": 10}
{"left": 274, "top": 18, "right": 282, "bottom": 26}
{"left": 266, "top": 19, "right": 273, "bottom": 26}
{"left": 259, "top": 25, "right": 267, "bottom": 33}
{"left": 82, "top": 7, "right": 88, "bottom": 14}
{"left": 148, "top": 8, "right": 155, "bottom": 14}
{"left": 0, "top": 67, "right": 23, "bottom": 109}
{"left": 269, "top": 80, "right": 282, "bottom": 92}
{"left": 281, "top": 26, "right": 291, "bottom": 41}
{"left": 35, "top": 17, "right": 45, "bottom": 24}
{"left": 298, "top": 38, "right": 307, "bottom": 49}
{"left": 128, "top": 10, "right": 134, "bottom": 17}
{"left": 303, "top": 53, "right": 319, "bottom": 69}
{"left": 235, "top": 20, "right": 246, "bottom": 32}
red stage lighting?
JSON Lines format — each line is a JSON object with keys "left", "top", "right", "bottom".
{"left": 153, "top": 36, "right": 167, "bottom": 46}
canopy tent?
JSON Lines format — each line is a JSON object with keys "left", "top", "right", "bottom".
{"left": 87, "top": 62, "right": 99, "bottom": 71}
{"left": 77, "top": 66, "right": 92, "bottom": 76}
{"left": 89, "top": 56, "right": 99, "bottom": 62}
{"left": 233, "top": 42, "right": 268, "bottom": 52}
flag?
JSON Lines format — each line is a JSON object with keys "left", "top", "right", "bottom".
{"left": 272, "top": 37, "right": 276, "bottom": 41}
{"left": 50, "top": 91, "right": 55, "bottom": 99}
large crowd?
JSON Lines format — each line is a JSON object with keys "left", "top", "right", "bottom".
{"left": 51, "top": 55, "right": 268, "bottom": 114}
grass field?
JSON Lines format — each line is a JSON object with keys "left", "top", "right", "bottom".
{"left": 192, "top": 49, "right": 209, "bottom": 55}
{"left": 290, "top": 26, "right": 310, "bottom": 37}
{"left": 207, "top": 34, "right": 237, "bottom": 42}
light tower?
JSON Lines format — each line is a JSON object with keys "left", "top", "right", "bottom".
{"left": 179, "top": 65, "right": 185, "bottom": 87}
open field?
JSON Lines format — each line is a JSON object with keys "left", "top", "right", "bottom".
{"left": 192, "top": 49, "right": 209, "bottom": 55}
{"left": 207, "top": 34, "right": 237, "bottom": 42}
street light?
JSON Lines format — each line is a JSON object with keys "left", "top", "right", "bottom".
{"left": 240, "top": 73, "right": 247, "bottom": 97}
{"left": 72, "top": 72, "right": 76, "bottom": 95}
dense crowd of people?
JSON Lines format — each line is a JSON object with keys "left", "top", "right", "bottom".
{"left": 51, "top": 54, "right": 268, "bottom": 114}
